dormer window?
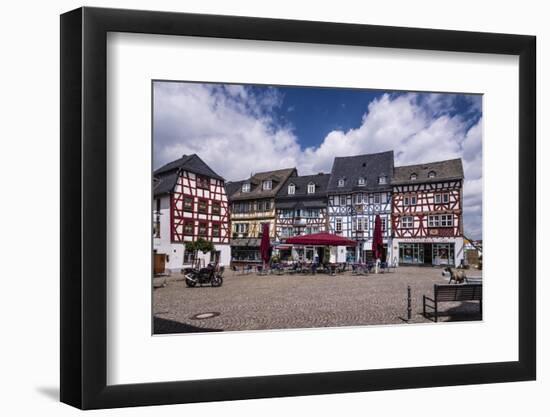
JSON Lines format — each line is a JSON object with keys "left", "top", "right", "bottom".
{"left": 288, "top": 183, "right": 295, "bottom": 195}
{"left": 337, "top": 178, "right": 345, "bottom": 187}
{"left": 378, "top": 175, "right": 387, "bottom": 184}
{"left": 307, "top": 182, "right": 315, "bottom": 194}
{"left": 410, "top": 173, "right": 417, "bottom": 181}
{"left": 428, "top": 171, "right": 436, "bottom": 178}
{"left": 357, "top": 177, "right": 366, "bottom": 186}
{"left": 242, "top": 183, "right": 250, "bottom": 193}
{"left": 262, "top": 180, "right": 272, "bottom": 190}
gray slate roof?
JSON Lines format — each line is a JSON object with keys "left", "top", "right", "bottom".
{"left": 153, "top": 154, "right": 225, "bottom": 197}
{"left": 276, "top": 173, "right": 330, "bottom": 199}
{"left": 154, "top": 154, "right": 224, "bottom": 180}
{"left": 224, "top": 180, "right": 244, "bottom": 198}
{"left": 393, "top": 158, "right": 463, "bottom": 185}
{"left": 228, "top": 168, "right": 297, "bottom": 201}
{"left": 326, "top": 151, "right": 394, "bottom": 193}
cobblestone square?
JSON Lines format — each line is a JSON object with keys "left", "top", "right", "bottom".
{"left": 153, "top": 266, "right": 482, "bottom": 334}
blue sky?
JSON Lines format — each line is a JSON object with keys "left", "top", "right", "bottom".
{"left": 153, "top": 81, "right": 482, "bottom": 238}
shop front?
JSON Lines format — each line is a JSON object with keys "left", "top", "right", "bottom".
{"left": 397, "top": 241, "right": 457, "bottom": 266}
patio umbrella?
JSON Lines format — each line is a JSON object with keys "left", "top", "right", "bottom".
{"left": 285, "top": 232, "right": 357, "bottom": 246}
{"left": 372, "top": 214, "right": 384, "bottom": 260}
{"left": 260, "top": 223, "right": 271, "bottom": 267}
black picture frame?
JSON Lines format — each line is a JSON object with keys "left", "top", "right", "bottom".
{"left": 60, "top": 6, "right": 536, "bottom": 410}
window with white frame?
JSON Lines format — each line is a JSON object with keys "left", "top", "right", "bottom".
{"left": 242, "top": 183, "right": 250, "bottom": 193}
{"left": 428, "top": 171, "right": 436, "bottom": 178}
{"left": 378, "top": 175, "right": 387, "bottom": 184}
{"left": 307, "top": 182, "right": 315, "bottom": 194}
{"left": 402, "top": 216, "right": 414, "bottom": 228}
{"left": 434, "top": 193, "right": 449, "bottom": 204}
{"left": 288, "top": 183, "right": 295, "bottom": 195}
{"left": 374, "top": 193, "right": 380, "bottom": 204}
{"left": 357, "top": 177, "right": 366, "bottom": 186}
{"left": 410, "top": 173, "right": 417, "bottom": 181}
{"left": 339, "top": 195, "right": 346, "bottom": 206}
{"left": 337, "top": 178, "right": 345, "bottom": 187}
{"left": 335, "top": 218, "right": 342, "bottom": 232}
{"left": 404, "top": 196, "right": 410, "bottom": 206}
{"left": 354, "top": 193, "right": 363, "bottom": 204}
{"left": 381, "top": 217, "right": 387, "bottom": 232}
{"left": 262, "top": 180, "right": 272, "bottom": 190}
{"left": 441, "top": 214, "right": 453, "bottom": 227}
{"left": 381, "top": 193, "right": 388, "bottom": 204}
{"left": 355, "top": 217, "right": 365, "bottom": 231}
{"left": 428, "top": 215, "right": 440, "bottom": 227}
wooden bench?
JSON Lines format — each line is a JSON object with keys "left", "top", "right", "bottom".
{"left": 423, "top": 283, "right": 482, "bottom": 322}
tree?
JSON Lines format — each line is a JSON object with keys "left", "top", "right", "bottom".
{"left": 185, "top": 238, "right": 215, "bottom": 267}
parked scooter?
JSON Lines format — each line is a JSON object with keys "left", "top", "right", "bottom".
{"left": 185, "top": 263, "right": 224, "bottom": 287}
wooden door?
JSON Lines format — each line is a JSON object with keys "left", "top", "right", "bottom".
{"left": 154, "top": 254, "right": 166, "bottom": 275}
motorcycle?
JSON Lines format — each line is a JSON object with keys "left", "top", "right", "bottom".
{"left": 185, "top": 263, "right": 224, "bottom": 287}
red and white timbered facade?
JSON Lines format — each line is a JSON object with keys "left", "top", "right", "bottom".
{"left": 153, "top": 154, "right": 231, "bottom": 271}
{"left": 171, "top": 171, "right": 230, "bottom": 245}
{"left": 391, "top": 172, "right": 464, "bottom": 267}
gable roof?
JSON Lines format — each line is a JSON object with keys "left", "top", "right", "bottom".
{"left": 276, "top": 173, "right": 330, "bottom": 199}
{"left": 224, "top": 180, "right": 245, "bottom": 198}
{"left": 393, "top": 158, "right": 463, "bottom": 185}
{"left": 154, "top": 154, "right": 224, "bottom": 181}
{"left": 153, "top": 154, "right": 225, "bottom": 197}
{"left": 327, "top": 151, "right": 394, "bottom": 193}
{"left": 228, "top": 168, "right": 297, "bottom": 201}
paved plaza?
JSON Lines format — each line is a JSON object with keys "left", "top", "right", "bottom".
{"left": 153, "top": 266, "right": 482, "bottom": 334}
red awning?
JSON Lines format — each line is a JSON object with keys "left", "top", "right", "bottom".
{"left": 284, "top": 232, "right": 357, "bottom": 246}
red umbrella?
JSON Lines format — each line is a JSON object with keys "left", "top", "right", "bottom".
{"left": 285, "top": 232, "right": 357, "bottom": 246}
{"left": 372, "top": 215, "right": 384, "bottom": 260}
{"left": 260, "top": 223, "right": 271, "bottom": 265}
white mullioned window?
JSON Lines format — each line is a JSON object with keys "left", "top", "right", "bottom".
{"left": 381, "top": 193, "right": 388, "bottom": 204}
{"left": 262, "top": 180, "right": 272, "bottom": 190}
{"left": 381, "top": 217, "right": 387, "bottom": 232}
{"left": 357, "top": 177, "right": 366, "bottom": 186}
{"left": 354, "top": 193, "right": 363, "bottom": 204}
{"left": 378, "top": 176, "right": 387, "bottom": 184}
{"left": 339, "top": 195, "right": 346, "bottom": 206}
{"left": 374, "top": 193, "right": 380, "bottom": 204}
{"left": 428, "top": 215, "right": 440, "bottom": 227}
{"left": 410, "top": 173, "right": 417, "bottom": 181}
{"left": 242, "top": 183, "right": 250, "bottom": 193}
{"left": 288, "top": 183, "right": 295, "bottom": 194}
{"left": 335, "top": 218, "right": 342, "bottom": 232}
{"left": 428, "top": 171, "right": 436, "bottom": 178}
{"left": 402, "top": 216, "right": 414, "bottom": 228}
{"left": 337, "top": 178, "right": 345, "bottom": 187}
{"left": 307, "top": 182, "right": 315, "bottom": 194}
{"left": 441, "top": 214, "right": 453, "bottom": 227}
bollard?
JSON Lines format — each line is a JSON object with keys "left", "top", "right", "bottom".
{"left": 407, "top": 285, "right": 412, "bottom": 322}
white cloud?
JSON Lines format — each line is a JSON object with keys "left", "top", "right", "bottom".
{"left": 154, "top": 83, "right": 482, "bottom": 238}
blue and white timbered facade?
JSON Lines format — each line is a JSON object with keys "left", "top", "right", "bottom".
{"left": 326, "top": 151, "right": 395, "bottom": 263}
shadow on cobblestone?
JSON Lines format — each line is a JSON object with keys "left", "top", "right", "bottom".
{"left": 421, "top": 301, "right": 482, "bottom": 322}
{"left": 154, "top": 317, "right": 222, "bottom": 334}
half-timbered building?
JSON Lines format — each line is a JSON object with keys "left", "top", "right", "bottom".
{"left": 274, "top": 173, "right": 330, "bottom": 261}
{"left": 391, "top": 158, "right": 464, "bottom": 267}
{"left": 153, "top": 154, "right": 230, "bottom": 271}
{"left": 326, "top": 151, "right": 394, "bottom": 263}
{"left": 227, "top": 168, "right": 297, "bottom": 265}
